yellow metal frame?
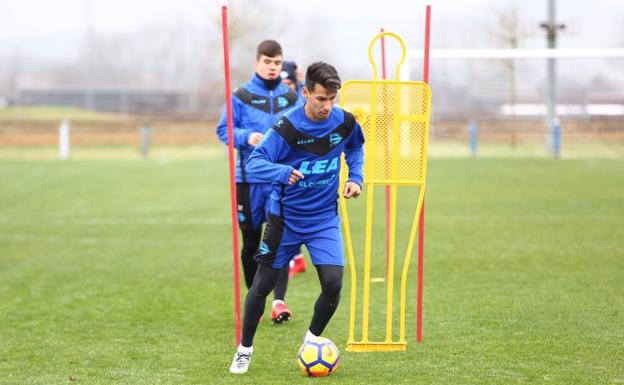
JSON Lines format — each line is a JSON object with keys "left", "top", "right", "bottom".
{"left": 339, "top": 32, "right": 431, "bottom": 352}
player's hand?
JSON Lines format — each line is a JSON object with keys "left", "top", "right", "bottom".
{"left": 342, "top": 181, "right": 361, "bottom": 199}
{"left": 288, "top": 169, "right": 304, "bottom": 185}
{"left": 248, "top": 132, "right": 263, "bottom": 147}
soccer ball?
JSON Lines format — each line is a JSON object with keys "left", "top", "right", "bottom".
{"left": 297, "top": 336, "right": 340, "bottom": 377}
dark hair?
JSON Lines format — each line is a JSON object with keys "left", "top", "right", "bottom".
{"left": 305, "top": 62, "right": 341, "bottom": 94}
{"left": 280, "top": 61, "right": 298, "bottom": 83}
{"left": 256, "top": 40, "right": 282, "bottom": 60}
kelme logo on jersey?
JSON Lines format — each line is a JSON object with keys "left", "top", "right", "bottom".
{"left": 259, "top": 242, "right": 271, "bottom": 255}
{"left": 329, "top": 133, "right": 342, "bottom": 146}
{"left": 297, "top": 138, "right": 315, "bottom": 145}
{"left": 275, "top": 118, "right": 284, "bottom": 127}
{"left": 299, "top": 156, "right": 339, "bottom": 175}
{"left": 277, "top": 96, "right": 289, "bottom": 108}
{"left": 238, "top": 212, "right": 246, "bottom": 222}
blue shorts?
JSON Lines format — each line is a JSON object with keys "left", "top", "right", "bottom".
{"left": 255, "top": 214, "right": 344, "bottom": 269}
{"left": 236, "top": 183, "right": 272, "bottom": 230}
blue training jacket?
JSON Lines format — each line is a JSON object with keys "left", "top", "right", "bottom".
{"left": 246, "top": 105, "right": 365, "bottom": 222}
{"left": 216, "top": 74, "right": 299, "bottom": 183}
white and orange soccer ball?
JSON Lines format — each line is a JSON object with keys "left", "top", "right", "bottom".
{"left": 297, "top": 336, "right": 340, "bottom": 377}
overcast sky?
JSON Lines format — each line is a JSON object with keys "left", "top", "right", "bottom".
{"left": 1, "top": 0, "right": 623, "bottom": 60}
{"left": 1, "top": 0, "right": 622, "bottom": 113}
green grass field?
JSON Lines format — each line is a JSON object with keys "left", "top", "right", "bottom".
{"left": 0, "top": 106, "right": 132, "bottom": 121}
{"left": 1, "top": 148, "right": 623, "bottom": 384}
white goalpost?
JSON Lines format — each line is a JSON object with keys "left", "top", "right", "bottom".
{"left": 403, "top": 48, "right": 624, "bottom": 157}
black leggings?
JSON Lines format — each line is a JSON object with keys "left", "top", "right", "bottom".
{"left": 241, "top": 264, "right": 343, "bottom": 347}
{"left": 240, "top": 228, "right": 288, "bottom": 300}
{"left": 240, "top": 228, "right": 262, "bottom": 289}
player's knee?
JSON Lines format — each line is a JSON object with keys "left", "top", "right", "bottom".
{"left": 318, "top": 265, "right": 343, "bottom": 302}
{"left": 249, "top": 265, "right": 279, "bottom": 298}
{"left": 242, "top": 228, "right": 262, "bottom": 248}
{"left": 322, "top": 277, "right": 342, "bottom": 303}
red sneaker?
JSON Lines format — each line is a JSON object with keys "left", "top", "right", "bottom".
{"left": 289, "top": 254, "right": 307, "bottom": 278}
{"left": 271, "top": 301, "right": 293, "bottom": 324}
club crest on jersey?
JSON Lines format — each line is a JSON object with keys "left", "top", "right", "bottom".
{"left": 259, "top": 242, "right": 271, "bottom": 255}
{"left": 277, "top": 96, "right": 289, "bottom": 108}
{"left": 329, "top": 133, "right": 342, "bottom": 146}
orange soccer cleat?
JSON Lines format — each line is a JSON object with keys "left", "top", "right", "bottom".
{"left": 289, "top": 254, "right": 307, "bottom": 278}
{"left": 271, "top": 300, "right": 293, "bottom": 324}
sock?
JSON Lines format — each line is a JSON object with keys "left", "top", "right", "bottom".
{"left": 304, "top": 329, "right": 318, "bottom": 342}
{"left": 272, "top": 299, "right": 284, "bottom": 309}
{"left": 238, "top": 344, "right": 253, "bottom": 355}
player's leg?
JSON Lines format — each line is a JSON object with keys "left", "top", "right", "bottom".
{"left": 271, "top": 265, "right": 292, "bottom": 323}
{"left": 231, "top": 213, "right": 299, "bottom": 373}
{"left": 236, "top": 183, "right": 261, "bottom": 289}
{"left": 302, "top": 216, "right": 344, "bottom": 338}
{"left": 289, "top": 249, "right": 307, "bottom": 278}
{"left": 255, "top": 183, "right": 294, "bottom": 323}
{"left": 241, "top": 264, "right": 280, "bottom": 344}
{"left": 308, "top": 265, "right": 343, "bottom": 336}
{"left": 240, "top": 228, "right": 261, "bottom": 289}
{"left": 231, "top": 264, "right": 278, "bottom": 374}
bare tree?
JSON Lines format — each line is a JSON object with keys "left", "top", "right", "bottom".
{"left": 496, "top": 7, "right": 520, "bottom": 117}
{"left": 10, "top": 0, "right": 289, "bottom": 116}
{"left": 490, "top": 4, "right": 531, "bottom": 146}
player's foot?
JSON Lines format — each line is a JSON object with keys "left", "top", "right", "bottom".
{"left": 304, "top": 329, "right": 319, "bottom": 342}
{"left": 271, "top": 301, "right": 293, "bottom": 324}
{"left": 229, "top": 351, "right": 252, "bottom": 374}
{"left": 289, "top": 254, "right": 306, "bottom": 278}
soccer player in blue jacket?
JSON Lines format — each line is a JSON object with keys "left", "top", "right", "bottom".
{"left": 279, "top": 60, "right": 307, "bottom": 278}
{"left": 230, "top": 62, "right": 365, "bottom": 374}
{"left": 216, "top": 40, "right": 299, "bottom": 324}
{"left": 280, "top": 61, "right": 305, "bottom": 106}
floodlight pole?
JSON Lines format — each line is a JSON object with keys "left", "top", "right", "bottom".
{"left": 221, "top": 5, "right": 242, "bottom": 347}
{"left": 540, "top": 0, "right": 565, "bottom": 157}
{"left": 417, "top": 4, "right": 431, "bottom": 344}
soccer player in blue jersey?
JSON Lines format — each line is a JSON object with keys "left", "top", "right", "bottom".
{"left": 216, "top": 40, "right": 299, "bottom": 324}
{"left": 230, "top": 62, "right": 365, "bottom": 374}
{"left": 279, "top": 60, "right": 308, "bottom": 278}
{"left": 280, "top": 61, "right": 305, "bottom": 103}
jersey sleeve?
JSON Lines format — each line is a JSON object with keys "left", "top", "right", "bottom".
{"left": 215, "top": 96, "right": 252, "bottom": 147}
{"left": 344, "top": 122, "right": 365, "bottom": 187}
{"left": 246, "top": 129, "right": 294, "bottom": 185}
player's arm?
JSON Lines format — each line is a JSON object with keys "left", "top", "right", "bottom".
{"left": 342, "top": 122, "right": 365, "bottom": 198}
{"left": 246, "top": 129, "right": 304, "bottom": 185}
{"left": 215, "top": 97, "right": 255, "bottom": 147}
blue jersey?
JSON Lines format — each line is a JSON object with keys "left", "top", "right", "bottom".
{"left": 246, "top": 105, "right": 365, "bottom": 222}
{"left": 216, "top": 74, "right": 299, "bottom": 183}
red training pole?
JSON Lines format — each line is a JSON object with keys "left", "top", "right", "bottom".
{"left": 417, "top": 4, "right": 431, "bottom": 344}
{"left": 380, "top": 27, "right": 391, "bottom": 280}
{"left": 221, "top": 5, "right": 241, "bottom": 347}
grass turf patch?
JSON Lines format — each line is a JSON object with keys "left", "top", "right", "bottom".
{"left": 0, "top": 153, "right": 622, "bottom": 384}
